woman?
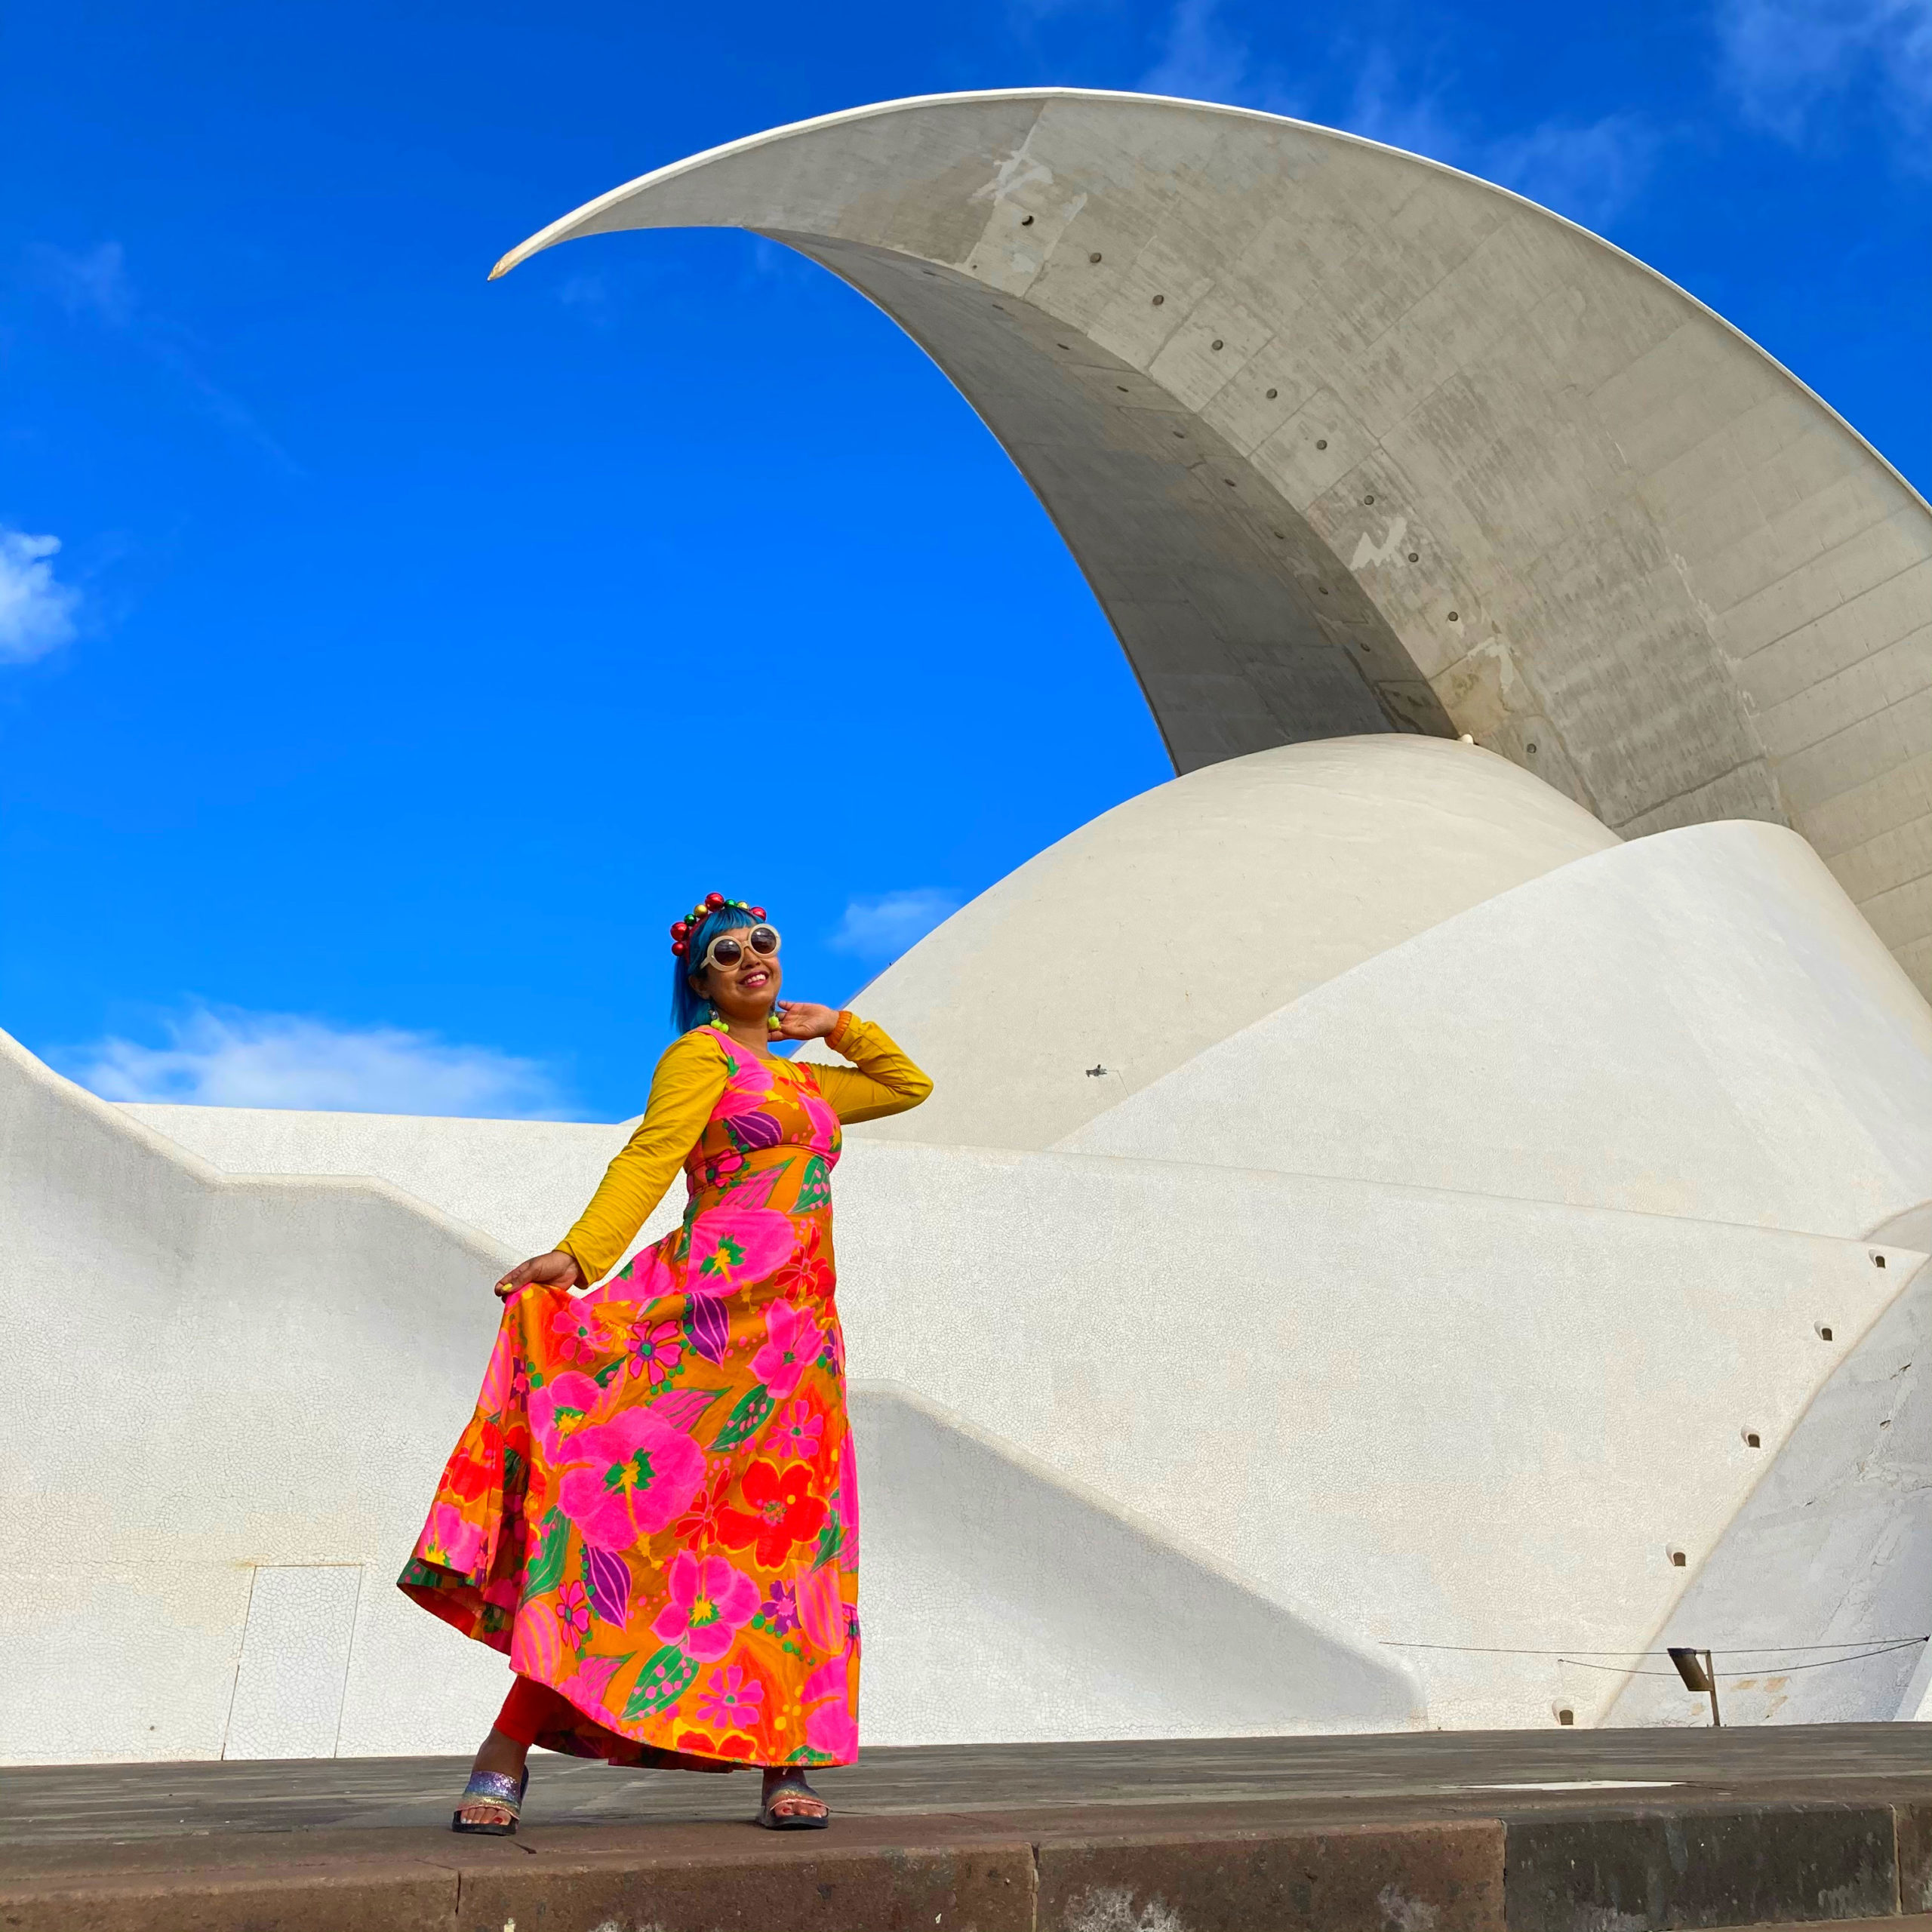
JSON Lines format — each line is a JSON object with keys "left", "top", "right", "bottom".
{"left": 400, "top": 892, "right": 931, "bottom": 1831}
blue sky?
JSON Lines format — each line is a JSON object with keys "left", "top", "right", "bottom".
{"left": 3, "top": 0, "right": 1926, "bottom": 1121}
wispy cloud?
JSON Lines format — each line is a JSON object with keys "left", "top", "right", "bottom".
{"left": 1134, "top": 1, "right": 1660, "bottom": 229}
{"left": 828, "top": 889, "right": 963, "bottom": 959}
{"left": 1340, "top": 47, "right": 1460, "bottom": 158}
{"left": 557, "top": 271, "right": 613, "bottom": 326}
{"left": 23, "top": 242, "right": 302, "bottom": 474}
{"left": 66, "top": 1004, "right": 570, "bottom": 1117}
{"left": 0, "top": 530, "right": 81, "bottom": 663}
{"left": 1717, "top": 0, "right": 1932, "bottom": 140}
{"left": 1487, "top": 113, "right": 1663, "bottom": 229}
{"left": 1141, "top": 0, "right": 1263, "bottom": 103}
{"left": 32, "top": 238, "right": 134, "bottom": 325}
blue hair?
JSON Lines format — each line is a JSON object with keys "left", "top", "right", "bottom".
{"left": 671, "top": 903, "right": 771, "bottom": 1033}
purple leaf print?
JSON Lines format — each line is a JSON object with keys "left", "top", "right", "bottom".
{"left": 685, "top": 1293, "right": 731, "bottom": 1366}
{"left": 586, "top": 1546, "right": 632, "bottom": 1626}
{"left": 650, "top": 1386, "right": 728, "bottom": 1435}
{"left": 731, "top": 1110, "right": 784, "bottom": 1152}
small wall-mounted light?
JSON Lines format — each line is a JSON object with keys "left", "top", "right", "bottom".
{"left": 1743, "top": 1429, "right": 1761, "bottom": 1448}
{"left": 1669, "top": 1647, "right": 1722, "bottom": 1726}
{"left": 1555, "top": 1706, "right": 1575, "bottom": 1726}
{"left": 1817, "top": 1322, "right": 1835, "bottom": 1342}
{"left": 1873, "top": 1253, "right": 1888, "bottom": 1269}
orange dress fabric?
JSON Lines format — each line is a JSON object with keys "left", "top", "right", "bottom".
{"left": 398, "top": 1017, "right": 928, "bottom": 1767}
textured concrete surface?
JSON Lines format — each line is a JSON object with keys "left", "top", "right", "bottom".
{"left": 494, "top": 89, "right": 1932, "bottom": 999}
{"left": 14, "top": 1727, "right": 1932, "bottom": 1841}
{"left": 14, "top": 1734, "right": 1932, "bottom": 1932}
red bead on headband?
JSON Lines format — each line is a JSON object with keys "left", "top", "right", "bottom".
{"left": 669, "top": 894, "right": 768, "bottom": 957}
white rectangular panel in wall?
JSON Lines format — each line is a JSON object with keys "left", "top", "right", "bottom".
{"left": 223, "top": 1564, "right": 363, "bottom": 1759}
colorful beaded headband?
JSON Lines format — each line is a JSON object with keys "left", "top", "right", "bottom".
{"left": 669, "top": 892, "right": 767, "bottom": 958}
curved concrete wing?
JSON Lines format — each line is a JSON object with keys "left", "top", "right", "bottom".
{"left": 495, "top": 89, "right": 1932, "bottom": 997}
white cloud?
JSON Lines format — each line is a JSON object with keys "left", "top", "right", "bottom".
{"left": 1487, "top": 114, "right": 1662, "bottom": 229}
{"left": 1134, "top": 1, "right": 1660, "bottom": 231}
{"left": 1341, "top": 48, "right": 1461, "bottom": 161}
{"left": 0, "top": 530, "right": 81, "bottom": 663}
{"left": 1718, "top": 0, "right": 1932, "bottom": 138}
{"left": 1141, "top": 0, "right": 1260, "bottom": 103}
{"left": 25, "top": 239, "right": 300, "bottom": 472}
{"left": 829, "top": 890, "right": 963, "bottom": 958}
{"left": 66, "top": 1005, "right": 569, "bottom": 1118}
{"left": 29, "top": 240, "right": 134, "bottom": 325}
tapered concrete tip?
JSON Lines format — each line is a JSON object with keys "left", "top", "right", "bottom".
{"left": 487, "top": 254, "right": 516, "bottom": 281}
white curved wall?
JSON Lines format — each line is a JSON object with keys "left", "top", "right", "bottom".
{"left": 13, "top": 755, "right": 1932, "bottom": 1758}
{"left": 1603, "top": 1251, "right": 1932, "bottom": 1729}
{"left": 1063, "top": 821, "right": 1932, "bottom": 1239}
{"left": 808, "top": 734, "right": 1616, "bottom": 1150}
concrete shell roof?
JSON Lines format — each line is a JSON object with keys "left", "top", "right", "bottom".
{"left": 800, "top": 734, "right": 1620, "bottom": 1150}
{"left": 494, "top": 89, "right": 1932, "bottom": 998}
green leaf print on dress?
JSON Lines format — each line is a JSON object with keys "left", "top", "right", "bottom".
{"left": 623, "top": 1644, "right": 700, "bottom": 1719}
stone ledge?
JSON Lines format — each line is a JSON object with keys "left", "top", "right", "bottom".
{"left": 9, "top": 1799, "right": 1932, "bottom": 1932}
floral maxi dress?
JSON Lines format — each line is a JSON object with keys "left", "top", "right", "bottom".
{"left": 399, "top": 1017, "right": 930, "bottom": 1767}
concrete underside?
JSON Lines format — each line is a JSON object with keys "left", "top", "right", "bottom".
{"left": 500, "top": 89, "right": 1932, "bottom": 998}
{"left": 13, "top": 1729, "right": 1932, "bottom": 1932}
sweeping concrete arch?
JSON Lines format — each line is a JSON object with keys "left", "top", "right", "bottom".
{"left": 493, "top": 89, "right": 1932, "bottom": 997}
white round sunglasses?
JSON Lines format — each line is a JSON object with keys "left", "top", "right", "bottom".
{"left": 699, "top": 924, "right": 781, "bottom": 971}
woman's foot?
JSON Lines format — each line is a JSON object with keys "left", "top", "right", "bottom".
{"left": 758, "top": 1767, "right": 829, "bottom": 1829}
{"left": 456, "top": 1727, "right": 531, "bottom": 1829}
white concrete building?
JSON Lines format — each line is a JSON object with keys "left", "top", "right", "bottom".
{"left": 7, "top": 94, "right": 1930, "bottom": 1764}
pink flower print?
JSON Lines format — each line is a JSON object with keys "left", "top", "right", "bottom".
{"left": 804, "top": 1699, "right": 858, "bottom": 1761}
{"left": 555, "top": 1652, "right": 624, "bottom": 1726}
{"left": 751, "top": 1299, "right": 826, "bottom": 1401}
{"left": 700, "top": 1151, "right": 745, "bottom": 1190}
{"left": 761, "top": 1577, "right": 800, "bottom": 1635}
{"left": 692, "top": 1662, "right": 765, "bottom": 1731}
{"left": 549, "top": 1300, "right": 614, "bottom": 1367}
{"left": 773, "top": 1397, "right": 823, "bottom": 1461}
{"left": 556, "top": 1410, "right": 706, "bottom": 1552}
{"left": 688, "top": 1208, "right": 797, "bottom": 1294}
{"left": 651, "top": 1551, "right": 758, "bottom": 1662}
{"left": 627, "top": 1317, "right": 683, "bottom": 1385}
{"left": 555, "top": 1579, "right": 592, "bottom": 1642}
{"left": 528, "top": 1370, "right": 605, "bottom": 1460}
{"left": 797, "top": 1084, "right": 841, "bottom": 1152}
{"left": 420, "top": 1501, "right": 484, "bottom": 1577}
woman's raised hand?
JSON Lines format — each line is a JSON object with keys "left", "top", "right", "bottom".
{"left": 494, "top": 1250, "right": 585, "bottom": 1299}
{"left": 771, "top": 1001, "right": 840, "bottom": 1041}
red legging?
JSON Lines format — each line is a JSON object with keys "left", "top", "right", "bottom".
{"left": 493, "top": 1675, "right": 571, "bottom": 1748}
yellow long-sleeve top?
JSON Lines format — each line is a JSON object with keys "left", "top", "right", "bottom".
{"left": 555, "top": 1012, "right": 932, "bottom": 1285}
